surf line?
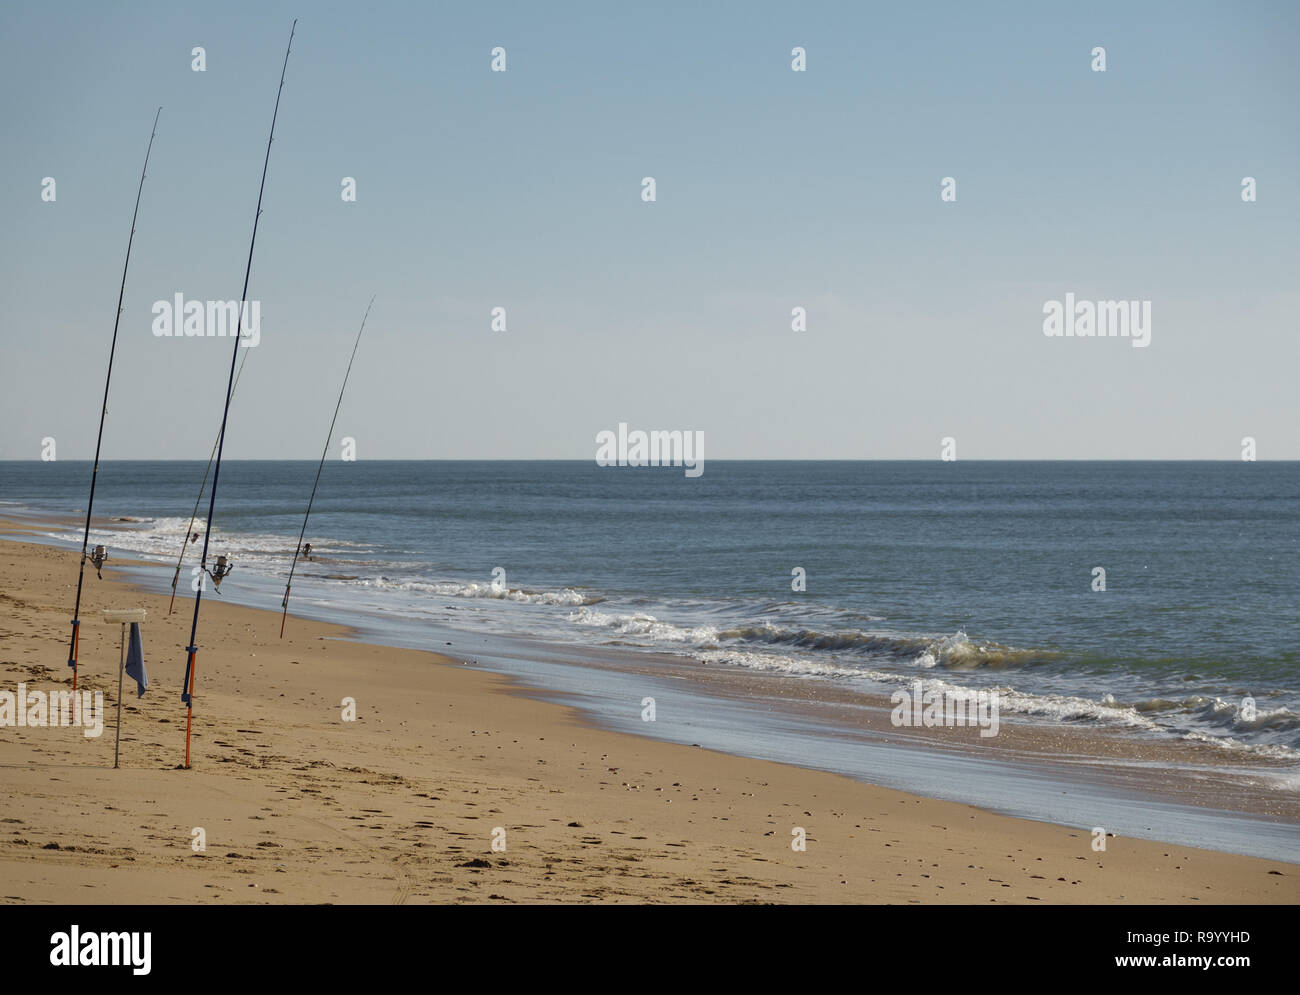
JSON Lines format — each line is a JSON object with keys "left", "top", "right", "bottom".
{"left": 166, "top": 347, "right": 252, "bottom": 615}
{"left": 180, "top": 20, "right": 296, "bottom": 769}
{"left": 279, "top": 295, "right": 375, "bottom": 638}
{"left": 66, "top": 107, "right": 162, "bottom": 692}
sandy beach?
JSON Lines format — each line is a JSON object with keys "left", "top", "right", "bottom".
{"left": 0, "top": 533, "right": 1294, "bottom": 905}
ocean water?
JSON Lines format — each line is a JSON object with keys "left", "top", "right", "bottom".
{"left": 3, "top": 459, "right": 1298, "bottom": 765}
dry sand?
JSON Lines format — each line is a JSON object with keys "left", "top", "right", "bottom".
{"left": 1, "top": 535, "right": 1295, "bottom": 904}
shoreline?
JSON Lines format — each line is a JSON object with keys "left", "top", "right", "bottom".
{"left": 10, "top": 509, "right": 1299, "bottom": 861}
{"left": 1, "top": 533, "right": 1297, "bottom": 903}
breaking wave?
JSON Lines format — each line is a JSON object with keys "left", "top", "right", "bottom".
{"left": 569, "top": 612, "right": 1053, "bottom": 671}
{"left": 355, "top": 576, "right": 603, "bottom": 607}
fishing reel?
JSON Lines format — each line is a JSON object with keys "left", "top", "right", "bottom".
{"left": 89, "top": 545, "right": 108, "bottom": 579}
{"left": 205, "top": 554, "right": 235, "bottom": 590}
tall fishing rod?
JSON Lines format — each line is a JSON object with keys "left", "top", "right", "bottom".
{"left": 181, "top": 20, "right": 295, "bottom": 769}
{"left": 279, "top": 295, "right": 374, "bottom": 638}
{"left": 67, "top": 106, "right": 162, "bottom": 693}
{"left": 166, "top": 349, "right": 251, "bottom": 615}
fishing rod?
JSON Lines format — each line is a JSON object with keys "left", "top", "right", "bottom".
{"left": 67, "top": 106, "right": 161, "bottom": 693}
{"left": 279, "top": 295, "right": 374, "bottom": 638}
{"left": 181, "top": 20, "right": 295, "bottom": 769}
{"left": 166, "top": 349, "right": 251, "bottom": 615}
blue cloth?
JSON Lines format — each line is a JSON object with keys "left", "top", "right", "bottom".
{"left": 124, "top": 621, "right": 148, "bottom": 697}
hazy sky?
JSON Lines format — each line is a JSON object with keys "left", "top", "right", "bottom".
{"left": 1, "top": 0, "right": 1296, "bottom": 460}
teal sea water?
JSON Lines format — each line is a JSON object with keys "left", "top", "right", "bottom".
{"left": 3, "top": 460, "right": 1297, "bottom": 765}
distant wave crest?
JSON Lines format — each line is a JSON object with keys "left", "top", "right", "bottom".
{"left": 358, "top": 576, "right": 603, "bottom": 607}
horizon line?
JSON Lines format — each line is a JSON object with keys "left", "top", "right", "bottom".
{"left": 3, "top": 457, "right": 1296, "bottom": 464}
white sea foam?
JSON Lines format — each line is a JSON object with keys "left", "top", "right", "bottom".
{"left": 568, "top": 606, "right": 722, "bottom": 642}
{"left": 696, "top": 648, "right": 868, "bottom": 679}
{"left": 356, "top": 575, "right": 599, "bottom": 607}
{"left": 45, "top": 517, "right": 367, "bottom": 568}
{"left": 689, "top": 654, "right": 1300, "bottom": 760}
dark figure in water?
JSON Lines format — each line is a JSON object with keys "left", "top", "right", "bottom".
{"left": 190, "top": 532, "right": 199, "bottom": 544}
{"left": 302, "top": 542, "right": 313, "bottom": 560}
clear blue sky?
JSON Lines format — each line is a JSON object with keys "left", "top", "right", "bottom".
{"left": 1, "top": 0, "right": 1296, "bottom": 459}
